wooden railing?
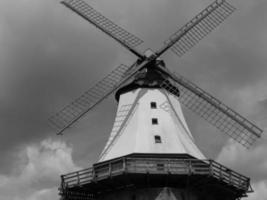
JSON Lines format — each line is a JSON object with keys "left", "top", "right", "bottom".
{"left": 61, "top": 157, "right": 250, "bottom": 192}
{"left": 210, "top": 160, "right": 249, "bottom": 190}
{"left": 61, "top": 167, "right": 93, "bottom": 188}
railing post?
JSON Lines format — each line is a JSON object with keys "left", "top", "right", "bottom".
{"left": 92, "top": 165, "right": 97, "bottom": 182}
{"left": 109, "top": 162, "right": 112, "bottom": 177}
{"left": 229, "top": 171, "right": 232, "bottom": 185}
{"left": 238, "top": 174, "right": 242, "bottom": 188}
{"left": 247, "top": 178, "right": 250, "bottom": 191}
{"left": 209, "top": 160, "right": 213, "bottom": 176}
{"left": 167, "top": 159, "right": 170, "bottom": 173}
{"left": 188, "top": 159, "right": 192, "bottom": 175}
{"left": 77, "top": 171, "right": 80, "bottom": 185}
{"left": 219, "top": 164, "right": 222, "bottom": 180}
{"left": 123, "top": 157, "right": 126, "bottom": 172}
{"left": 60, "top": 175, "right": 65, "bottom": 189}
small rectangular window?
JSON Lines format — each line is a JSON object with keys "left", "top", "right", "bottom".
{"left": 152, "top": 118, "right": 158, "bottom": 125}
{"left": 150, "top": 102, "right": 157, "bottom": 109}
{"left": 154, "top": 135, "right": 162, "bottom": 143}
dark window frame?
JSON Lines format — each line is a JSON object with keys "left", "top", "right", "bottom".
{"left": 152, "top": 118, "right": 158, "bottom": 125}
{"left": 150, "top": 102, "right": 157, "bottom": 109}
{"left": 154, "top": 135, "right": 162, "bottom": 143}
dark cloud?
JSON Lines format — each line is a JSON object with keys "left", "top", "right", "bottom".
{"left": 0, "top": 0, "right": 125, "bottom": 172}
{"left": 0, "top": 0, "right": 266, "bottom": 199}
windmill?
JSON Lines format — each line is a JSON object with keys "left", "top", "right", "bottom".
{"left": 50, "top": 0, "right": 263, "bottom": 199}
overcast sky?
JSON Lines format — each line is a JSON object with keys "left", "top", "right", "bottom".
{"left": 0, "top": 0, "right": 266, "bottom": 199}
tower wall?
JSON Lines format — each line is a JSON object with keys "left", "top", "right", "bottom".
{"left": 100, "top": 88, "right": 205, "bottom": 161}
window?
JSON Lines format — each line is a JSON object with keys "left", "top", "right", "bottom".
{"left": 150, "top": 102, "right": 157, "bottom": 109}
{"left": 154, "top": 135, "right": 162, "bottom": 143}
{"left": 152, "top": 118, "right": 158, "bottom": 125}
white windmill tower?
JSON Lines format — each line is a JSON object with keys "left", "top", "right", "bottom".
{"left": 49, "top": 0, "right": 263, "bottom": 199}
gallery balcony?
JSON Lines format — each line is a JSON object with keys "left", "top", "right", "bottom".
{"left": 60, "top": 153, "right": 251, "bottom": 199}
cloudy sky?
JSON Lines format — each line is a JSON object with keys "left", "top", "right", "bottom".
{"left": 0, "top": 0, "right": 266, "bottom": 199}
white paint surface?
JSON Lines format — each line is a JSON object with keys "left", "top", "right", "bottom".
{"left": 99, "top": 88, "right": 205, "bottom": 161}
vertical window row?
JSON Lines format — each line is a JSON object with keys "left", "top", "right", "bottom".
{"left": 150, "top": 102, "right": 161, "bottom": 143}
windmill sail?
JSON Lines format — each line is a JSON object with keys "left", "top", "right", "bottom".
{"left": 61, "top": 0, "right": 144, "bottom": 58}
{"left": 157, "top": 0, "right": 235, "bottom": 57}
{"left": 49, "top": 64, "right": 132, "bottom": 134}
{"left": 160, "top": 68, "right": 262, "bottom": 148}
{"left": 49, "top": 59, "right": 153, "bottom": 135}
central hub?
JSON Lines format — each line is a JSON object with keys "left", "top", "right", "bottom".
{"left": 144, "top": 49, "right": 156, "bottom": 59}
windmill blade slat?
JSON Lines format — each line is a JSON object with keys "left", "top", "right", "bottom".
{"left": 49, "top": 64, "right": 131, "bottom": 134}
{"left": 159, "top": 0, "right": 235, "bottom": 58}
{"left": 195, "top": 24, "right": 210, "bottom": 36}
{"left": 215, "top": 6, "right": 230, "bottom": 19}
{"left": 61, "top": 0, "right": 144, "bottom": 58}
{"left": 160, "top": 70, "right": 262, "bottom": 148}
{"left": 224, "top": 1, "right": 236, "bottom": 11}
{"left": 189, "top": 29, "right": 203, "bottom": 41}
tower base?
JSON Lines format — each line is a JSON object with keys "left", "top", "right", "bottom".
{"left": 98, "top": 187, "right": 234, "bottom": 200}
{"left": 59, "top": 153, "right": 251, "bottom": 200}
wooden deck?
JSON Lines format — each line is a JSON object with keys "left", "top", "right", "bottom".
{"left": 60, "top": 154, "right": 250, "bottom": 196}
